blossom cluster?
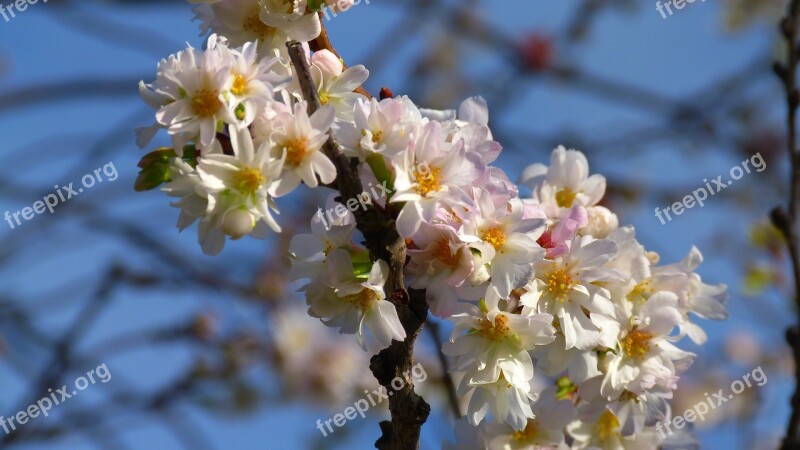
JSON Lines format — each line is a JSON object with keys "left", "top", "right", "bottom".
{"left": 135, "top": 1, "right": 729, "bottom": 448}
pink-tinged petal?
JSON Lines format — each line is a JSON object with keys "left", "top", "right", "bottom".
{"left": 283, "top": 13, "right": 322, "bottom": 42}
{"left": 571, "top": 237, "right": 616, "bottom": 269}
{"left": 640, "top": 292, "right": 683, "bottom": 336}
{"left": 326, "top": 248, "right": 355, "bottom": 286}
{"left": 426, "top": 283, "right": 459, "bottom": 318}
{"left": 198, "top": 220, "right": 225, "bottom": 256}
{"left": 199, "top": 119, "right": 217, "bottom": 149}
{"left": 458, "top": 96, "right": 489, "bottom": 126}
{"left": 156, "top": 101, "right": 186, "bottom": 126}
{"left": 396, "top": 202, "right": 423, "bottom": 238}
{"left": 229, "top": 125, "right": 254, "bottom": 161}
{"left": 518, "top": 163, "right": 548, "bottom": 190}
{"left": 289, "top": 234, "right": 326, "bottom": 258}
{"left": 310, "top": 105, "right": 336, "bottom": 131}
{"left": 372, "top": 300, "right": 406, "bottom": 340}
{"left": 270, "top": 171, "right": 301, "bottom": 197}
{"left": 310, "top": 153, "right": 337, "bottom": 184}
{"left": 581, "top": 174, "right": 607, "bottom": 205}
{"left": 367, "top": 260, "right": 389, "bottom": 288}
{"left": 680, "top": 246, "right": 704, "bottom": 271}
{"left": 333, "top": 65, "right": 370, "bottom": 91}
{"left": 311, "top": 49, "right": 344, "bottom": 76}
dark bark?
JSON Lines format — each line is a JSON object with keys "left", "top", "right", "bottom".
{"left": 287, "top": 41, "right": 430, "bottom": 450}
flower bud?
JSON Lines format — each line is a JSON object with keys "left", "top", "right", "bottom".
{"left": 311, "top": 49, "right": 343, "bottom": 77}
{"left": 222, "top": 209, "right": 255, "bottom": 239}
{"left": 467, "top": 262, "right": 491, "bottom": 286}
{"left": 580, "top": 206, "right": 618, "bottom": 238}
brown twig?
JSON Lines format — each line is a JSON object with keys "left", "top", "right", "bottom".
{"left": 774, "top": 1, "right": 800, "bottom": 449}
{"left": 287, "top": 40, "right": 430, "bottom": 450}
{"left": 308, "top": 16, "right": 372, "bottom": 99}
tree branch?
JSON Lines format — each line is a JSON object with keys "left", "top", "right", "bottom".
{"left": 774, "top": 1, "right": 800, "bottom": 449}
{"left": 286, "top": 40, "right": 430, "bottom": 450}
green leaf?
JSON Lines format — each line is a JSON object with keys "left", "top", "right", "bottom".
{"left": 308, "top": 0, "right": 326, "bottom": 11}
{"left": 134, "top": 145, "right": 198, "bottom": 192}
{"left": 555, "top": 376, "right": 578, "bottom": 400}
{"left": 136, "top": 147, "right": 175, "bottom": 169}
{"left": 134, "top": 167, "right": 172, "bottom": 192}
{"left": 366, "top": 153, "right": 395, "bottom": 195}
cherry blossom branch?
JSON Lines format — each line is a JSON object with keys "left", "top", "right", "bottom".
{"left": 287, "top": 40, "right": 430, "bottom": 450}
{"left": 773, "top": 1, "right": 800, "bottom": 448}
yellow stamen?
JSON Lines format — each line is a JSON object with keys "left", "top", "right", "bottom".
{"left": 284, "top": 138, "right": 309, "bottom": 166}
{"left": 414, "top": 167, "right": 443, "bottom": 196}
{"left": 555, "top": 188, "right": 577, "bottom": 208}
{"left": 233, "top": 167, "right": 264, "bottom": 196}
{"left": 596, "top": 410, "right": 620, "bottom": 443}
{"left": 512, "top": 419, "right": 540, "bottom": 442}
{"left": 544, "top": 268, "right": 575, "bottom": 302}
{"left": 627, "top": 279, "right": 654, "bottom": 304}
{"left": 344, "top": 289, "right": 378, "bottom": 311}
{"left": 319, "top": 92, "right": 331, "bottom": 105}
{"left": 242, "top": 13, "right": 276, "bottom": 41}
{"left": 621, "top": 329, "right": 653, "bottom": 360}
{"left": 231, "top": 73, "right": 248, "bottom": 96}
{"left": 476, "top": 314, "right": 511, "bottom": 342}
{"left": 481, "top": 227, "right": 507, "bottom": 251}
{"left": 191, "top": 89, "right": 222, "bottom": 118}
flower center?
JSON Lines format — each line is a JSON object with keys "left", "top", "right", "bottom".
{"left": 555, "top": 187, "right": 577, "bottom": 208}
{"left": 242, "top": 13, "right": 277, "bottom": 41}
{"left": 544, "top": 268, "right": 574, "bottom": 302}
{"left": 621, "top": 329, "right": 653, "bottom": 360}
{"left": 414, "top": 166, "right": 442, "bottom": 196}
{"left": 231, "top": 73, "right": 248, "bottom": 96}
{"left": 476, "top": 314, "right": 511, "bottom": 342}
{"left": 284, "top": 138, "right": 309, "bottom": 166}
{"left": 345, "top": 289, "right": 378, "bottom": 311}
{"left": 618, "top": 390, "right": 640, "bottom": 403}
{"left": 191, "top": 89, "right": 222, "bottom": 118}
{"left": 319, "top": 92, "right": 331, "bottom": 105}
{"left": 512, "top": 419, "right": 540, "bottom": 443}
{"left": 627, "top": 279, "right": 654, "bottom": 304}
{"left": 432, "top": 239, "right": 458, "bottom": 267}
{"left": 281, "top": 0, "right": 297, "bottom": 14}
{"left": 233, "top": 167, "right": 264, "bottom": 196}
{"left": 595, "top": 410, "right": 620, "bottom": 443}
{"left": 481, "top": 227, "right": 506, "bottom": 251}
